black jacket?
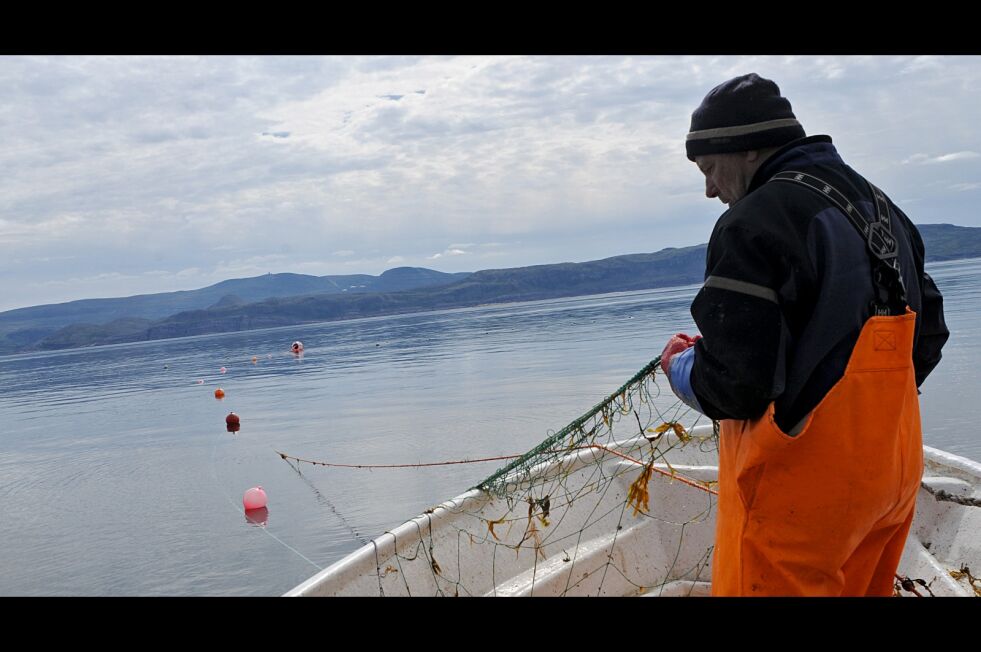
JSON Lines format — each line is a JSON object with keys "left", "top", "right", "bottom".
{"left": 689, "top": 135, "right": 949, "bottom": 433}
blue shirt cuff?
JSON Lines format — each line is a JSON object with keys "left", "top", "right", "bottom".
{"left": 668, "top": 346, "right": 703, "bottom": 413}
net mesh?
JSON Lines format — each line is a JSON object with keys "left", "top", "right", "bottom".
{"left": 293, "top": 358, "right": 723, "bottom": 597}
{"left": 282, "top": 356, "right": 981, "bottom": 597}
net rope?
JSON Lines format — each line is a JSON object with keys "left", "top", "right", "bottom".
{"left": 284, "top": 357, "right": 722, "bottom": 596}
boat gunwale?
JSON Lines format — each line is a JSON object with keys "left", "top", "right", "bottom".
{"left": 287, "top": 435, "right": 980, "bottom": 596}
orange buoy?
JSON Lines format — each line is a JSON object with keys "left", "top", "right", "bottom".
{"left": 225, "top": 412, "right": 241, "bottom": 432}
{"left": 214, "top": 388, "right": 225, "bottom": 399}
{"left": 252, "top": 356, "right": 258, "bottom": 363}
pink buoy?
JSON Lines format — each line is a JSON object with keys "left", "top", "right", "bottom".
{"left": 220, "top": 367, "right": 227, "bottom": 374}
{"left": 196, "top": 379, "right": 204, "bottom": 384}
{"left": 243, "top": 486, "right": 267, "bottom": 510}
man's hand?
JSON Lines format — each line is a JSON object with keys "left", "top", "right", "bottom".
{"left": 660, "top": 333, "right": 702, "bottom": 375}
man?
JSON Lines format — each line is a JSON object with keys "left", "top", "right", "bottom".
{"left": 660, "top": 73, "right": 949, "bottom": 596}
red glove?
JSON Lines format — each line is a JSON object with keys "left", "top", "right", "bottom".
{"left": 660, "top": 333, "right": 702, "bottom": 375}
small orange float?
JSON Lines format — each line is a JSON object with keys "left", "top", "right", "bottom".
{"left": 214, "top": 388, "right": 225, "bottom": 399}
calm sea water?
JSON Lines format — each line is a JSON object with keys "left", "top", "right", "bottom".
{"left": 1, "top": 259, "right": 978, "bottom": 596}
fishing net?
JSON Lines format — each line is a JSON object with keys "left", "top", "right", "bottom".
{"left": 287, "top": 357, "right": 722, "bottom": 596}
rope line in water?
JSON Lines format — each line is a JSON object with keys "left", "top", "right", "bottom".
{"left": 279, "top": 453, "right": 371, "bottom": 546}
{"left": 209, "top": 435, "right": 323, "bottom": 572}
{"left": 276, "top": 451, "right": 525, "bottom": 470}
{"left": 275, "top": 442, "right": 718, "bottom": 496}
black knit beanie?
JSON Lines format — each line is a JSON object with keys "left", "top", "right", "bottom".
{"left": 686, "top": 73, "right": 805, "bottom": 161}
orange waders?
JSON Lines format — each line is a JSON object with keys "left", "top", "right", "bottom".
{"left": 711, "top": 308, "right": 923, "bottom": 596}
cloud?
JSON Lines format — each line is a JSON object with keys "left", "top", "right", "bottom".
{"left": 428, "top": 247, "right": 468, "bottom": 260}
{"left": 951, "top": 182, "right": 981, "bottom": 192}
{"left": 934, "top": 152, "right": 980, "bottom": 163}
{"left": 387, "top": 256, "right": 405, "bottom": 264}
{"left": 332, "top": 250, "right": 355, "bottom": 257}
{"left": 904, "top": 151, "right": 981, "bottom": 165}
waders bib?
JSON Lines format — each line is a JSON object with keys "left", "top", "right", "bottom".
{"left": 711, "top": 172, "right": 922, "bottom": 596}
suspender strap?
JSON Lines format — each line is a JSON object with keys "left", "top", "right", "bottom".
{"left": 770, "top": 171, "right": 907, "bottom": 315}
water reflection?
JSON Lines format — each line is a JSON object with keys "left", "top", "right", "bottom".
{"left": 245, "top": 507, "right": 269, "bottom": 527}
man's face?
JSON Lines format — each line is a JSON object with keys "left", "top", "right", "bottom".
{"left": 694, "top": 152, "right": 754, "bottom": 207}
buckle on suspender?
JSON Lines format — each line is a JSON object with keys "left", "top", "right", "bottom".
{"left": 867, "top": 221, "right": 898, "bottom": 261}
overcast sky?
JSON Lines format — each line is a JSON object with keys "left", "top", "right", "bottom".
{"left": 2, "top": 55, "right": 979, "bottom": 312}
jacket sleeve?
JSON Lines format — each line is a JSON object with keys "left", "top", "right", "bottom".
{"left": 896, "top": 212, "right": 950, "bottom": 386}
{"left": 687, "top": 218, "right": 790, "bottom": 421}
{"left": 914, "top": 271, "right": 948, "bottom": 386}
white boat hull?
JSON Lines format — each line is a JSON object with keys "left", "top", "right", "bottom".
{"left": 287, "top": 425, "right": 981, "bottom": 597}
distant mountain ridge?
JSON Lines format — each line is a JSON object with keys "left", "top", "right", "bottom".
{"left": 914, "top": 224, "right": 981, "bottom": 261}
{"left": 0, "top": 267, "right": 469, "bottom": 353}
{"left": 5, "top": 223, "right": 980, "bottom": 354}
